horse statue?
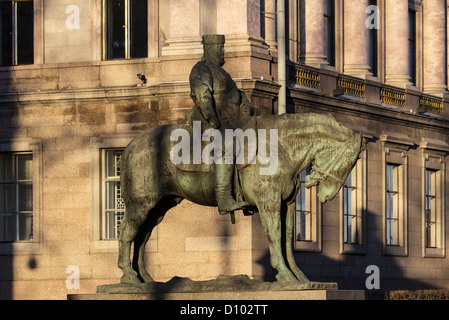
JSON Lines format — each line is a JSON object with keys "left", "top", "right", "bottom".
{"left": 117, "top": 112, "right": 363, "bottom": 285}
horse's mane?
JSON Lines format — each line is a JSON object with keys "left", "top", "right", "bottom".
{"left": 255, "top": 113, "right": 356, "bottom": 143}
{"left": 253, "top": 113, "right": 362, "bottom": 185}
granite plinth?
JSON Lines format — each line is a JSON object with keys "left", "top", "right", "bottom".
{"left": 68, "top": 289, "right": 365, "bottom": 300}
{"left": 67, "top": 275, "right": 365, "bottom": 300}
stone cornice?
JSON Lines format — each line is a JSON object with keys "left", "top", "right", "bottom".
{"left": 288, "top": 86, "right": 449, "bottom": 133}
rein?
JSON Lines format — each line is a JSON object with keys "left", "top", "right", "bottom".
{"left": 312, "top": 144, "right": 351, "bottom": 184}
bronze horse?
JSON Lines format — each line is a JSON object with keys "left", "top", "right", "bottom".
{"left": 117, "top": 113, "right": 363, "bottom": 285}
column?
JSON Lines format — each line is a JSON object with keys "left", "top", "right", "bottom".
{"left": 343, "top": 0, "right": 372, "bottom": 78}
{"left": 385, "top": 0, "right": 413, "bottom": 88}
{"left": 161, "top": 0, "right": 202, "bottom": 57}
{"left": 216, "top": 0, "right": 265, "bottom": 48}
{"left": 423, "top": 0, "right": 447, "bottom": 95}
{"left": 299, "top": 0, "right": 326, "bottom": 67}
{"left": 263, "top": 0, "right": 277, "bottom": 52}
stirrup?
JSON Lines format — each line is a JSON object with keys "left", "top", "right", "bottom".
{"left": 218, "top": 199, "right": 250, "bottom": 215}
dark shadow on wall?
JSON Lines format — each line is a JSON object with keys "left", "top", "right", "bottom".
{"left": 252, "top": 206, "right": 441, "bottom": 300}
{"left": 0, "top": 79, "right": 16, "bottom": 300}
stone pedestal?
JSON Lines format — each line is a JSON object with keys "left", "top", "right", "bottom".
{"left": 68, "top": 275, "right": 365, "bottom": 300}
{"left": 68, "top": 289, "right": 365, "bottom": 300}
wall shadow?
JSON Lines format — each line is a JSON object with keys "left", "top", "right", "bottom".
{"left": 253, "top": 206, "right": 443, "bottom": 300}
{"left": 0, "top": 93, "right": 14, "bottom": 300}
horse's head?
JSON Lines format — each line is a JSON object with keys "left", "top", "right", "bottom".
{"left": 305, "top": 131, "right": 364, "bottom": 203}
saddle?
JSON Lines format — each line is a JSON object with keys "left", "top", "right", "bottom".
{"left": 173, "top": 117, "right": 259, "bottom": 222}
{"left": 174, "top": 115, "right": 257, "bottom": 167}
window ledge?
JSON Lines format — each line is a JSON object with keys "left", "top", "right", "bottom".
{"left": 341, "top": 243, "right": 366, "bottom": 255}
{"left": 0, "top": 241, "right": 42, "bottom": 255}
{"left": 294, "top": 241, "right": 321, "bottom": 252}
{"left": 384, "top": 245, "right": 408, "bottom": 257}
{"left": 423, "top": 247, "right": 445, "bottom": 258}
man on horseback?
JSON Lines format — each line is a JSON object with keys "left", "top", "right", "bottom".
{"left": 188, "top": 34, "right": 254, "bottom": 215}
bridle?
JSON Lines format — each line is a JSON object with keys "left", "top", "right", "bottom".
{"left": 311, "top": 144, "right": 351, "bottom": 185}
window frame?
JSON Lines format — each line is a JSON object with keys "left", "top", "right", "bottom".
{"left": 90, "top": 134, "right": 157, "bottom": 253}
{"left": 0, "top": 152, "right": 33, "bottom": 242}
{"left": 381, "top": 133, "right": 412, "bottom": 256}
{"left": 385, "top": 163, "right": 400, "bottom": 246}
{"left": 424, "top": 168, "right": 437, "bottom": 248}
{"left": 419, "top": 139, "right": 447, "bottom": 258}
{"left": 339, "top": 149, "right": 366, "bottom": 255}
{"left": 0, "top": 0, "right": 34, "bottom": 67}
{"left": 323, "top": 0, "right": 336, "bottom": 67}
{"left": 407, "top": 0, "right": 423, "bottom": 90}
{"left": 367, "top": 0, "right": 378, "bottom": 77}
{"left": 295, "top": 168, "right": 313, "bottom": 242}
{"left": 0, "top": 138, "right": 42, "bottom": 254}
{"left": 294, "top": 167, "right": 321, "bottom": 252}
{"left": 101, "top": 148, "right": 126, "bottom": 240}
{"left": 408, "top": 8, "right": 417, "bottom": 86}
{"left": 102, "top": 0, "right": 149, "bottom": 61}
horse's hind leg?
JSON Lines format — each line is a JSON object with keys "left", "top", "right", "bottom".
{"left": 131, "top": 219, "right": 155, "bottom": 283}
{"left": 118, "top": 201, "right": 153, "bottom": 284}
{"left": 132, "top": 197, "right": 182, "bottom": 283}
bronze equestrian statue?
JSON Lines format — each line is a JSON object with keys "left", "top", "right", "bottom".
{"left": 188, "top": 34, "right": 254, "bottom": 215}
{"left": 116, "top": 35, "right": 363, "bottom": 285}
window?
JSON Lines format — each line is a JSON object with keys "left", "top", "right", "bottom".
{"left": 419, "top": 140, "right": 447, "bottom": 258}
{"left": 102, "top": 149, "right": 125, "bottom": 239}
{"left": 343, "top": 167, "right": 357, "bottom": 244}
{"left": 381, "top": 133, "right": 411, "bottom": 256}
{"left": 408, "top": 9, "right": 417, "bottom": 85}
{"left": 295, "top": 167, "right": 321, "bottom": 252}
{"left": 296, "top": 168, "right": 312, "bottom": 241}
{"left": 386, "top": 164, "right": 399, "bottom": 246}
{"left": 323, "top": 0, "right": 335, "bottom": 67}
{"left": 425, "top": 169, "right": 437, "bottom": 248}
{"left": 0, "top": 0, "right": 34, "bottom": 66}
{"left": 340, "top": 148, "right": 366, "bottom": 254}
{"left": 103, "top": 0, "right": 148, "bottom": 60}
{"left": 367, "top": 0, "right": 378, "bottom": 77}
{"left": 90, "top": 134, "right": 158, "bottom": 253}
{"left": 0, "top": 152, "right": 33, "bottom": 242}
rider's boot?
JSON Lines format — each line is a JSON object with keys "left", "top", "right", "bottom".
{"left": 215, "top": 162, "right": 249, "bottom": 215}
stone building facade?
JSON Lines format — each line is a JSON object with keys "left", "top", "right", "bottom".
{"left": 0, "top": 0, "right": 448, "bottom": 299}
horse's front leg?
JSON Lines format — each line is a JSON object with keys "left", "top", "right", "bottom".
{"left": 258, "top": 197, "right": 297, "bottom": 283}
{"left": 286, "top": 201, "right": 310, "bottom": 282}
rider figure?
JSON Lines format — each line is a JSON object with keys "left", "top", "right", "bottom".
{"left": 188, "top": 34, "right": 254, "bottom": 215}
